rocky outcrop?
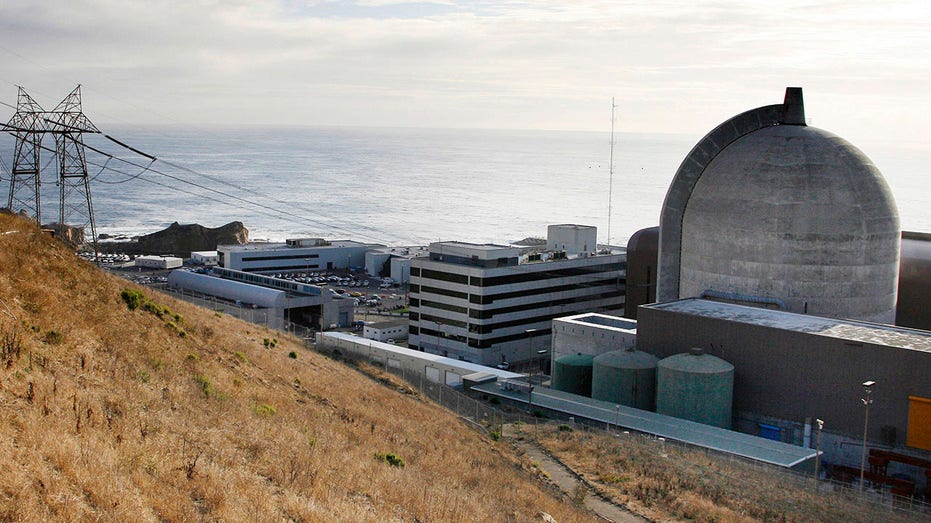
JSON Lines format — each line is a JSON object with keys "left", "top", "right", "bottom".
{"left": 98, "top": 221, "right": 249, "bottom": 258}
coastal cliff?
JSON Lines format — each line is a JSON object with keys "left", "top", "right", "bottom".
{"left": 98, "top": 221, "right": 249, "bottom": 257}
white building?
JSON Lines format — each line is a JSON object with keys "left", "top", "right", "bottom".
{"left": 551, "top": 313, "right": 637, "bottom": 369}
{"left": 363, "top": 320, "right": 409, "bottom": 342}
{"left": 135, "top": 255, "right": 183, "bottom": 269}
{"left": 408, "top": 225, "right": 626, "bottom": 366}
{"left": 365, "top": 246, "right": 425, "bottom": 285}
{"left": 190, "top": 251, "right": 219, "bottom": 266}
{"left": 167, "top": 268, "right": 355, "bottom": 331}
{"left": 218, "top": 238, "right": 385, "bottom": 274}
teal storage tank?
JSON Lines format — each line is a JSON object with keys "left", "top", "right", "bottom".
{"left": 592, "top": 348, "right": 658, "bottom": 411}
{"left": 656, "top": 348, "right": 734, "bottom": 429}
{"left": 553, "top": 353, "right": 594, "bottom": 397}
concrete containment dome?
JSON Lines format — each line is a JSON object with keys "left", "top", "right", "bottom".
{"left": 656, "top": 348, "right": 734, "bottom": 429}
{"left": 591, "top": 348, "right": 658, "bottom": 411}
{"left": 658, "top": 88, "right": 900, "bottom": 323}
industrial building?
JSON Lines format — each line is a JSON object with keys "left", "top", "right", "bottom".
{"left": 528, "top": 89, "right": 931, "bottom": 488}
{"left": 635, "top": 298, "right": 931, "bottom": 448}
{"left": 135, "top": 255, "right": 183, "bottom": 269}
{"left": 167, "top": 267, "right": 354, "bottom": 331}
{"left": 408, "top": 224, "right": 626, "bottom": 366}
{"left": 364, "top": 246, "right": 423, "bottom": 285}
{"left": 190, "top": 251, "right": 219, "bottom": 266}
{"left": 656, "top": 87, "right": 900, "bottom": 324}
{"left": 362, "top": 320, "right": 408, "bottom": 342}
{"left": 217, "top": 237, "right": 385, "bottom": 273}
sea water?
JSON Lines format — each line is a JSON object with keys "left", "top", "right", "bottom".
{"left": 2, "top": 125, "right": 928, "bottom": 246}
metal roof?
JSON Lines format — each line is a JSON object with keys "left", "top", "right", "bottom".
{"left": 473, "top": 382, "right": 817, "bottom": 469}
{"left": 322, "top": 332, "right": 524, "bottom": 380}
{"left": 168, "top": 270, "right": 287, "bottom": 308}
{"left": 647, "top": 298, "right": 931, "bottom": 353}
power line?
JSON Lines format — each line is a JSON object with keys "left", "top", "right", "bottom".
{"left": 77, "top": 137, "right": 404, "bottom": 244}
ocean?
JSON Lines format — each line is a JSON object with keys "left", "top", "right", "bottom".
{"left": 2, "top": 125, "right": 929, "bottom": 246}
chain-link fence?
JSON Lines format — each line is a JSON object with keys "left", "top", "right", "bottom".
{"left": 315, "top": 338, "right": 930, "bottom": 522}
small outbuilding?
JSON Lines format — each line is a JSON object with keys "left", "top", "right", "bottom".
{"left": 135, "top": 255, "right": 183, "bottom": 269}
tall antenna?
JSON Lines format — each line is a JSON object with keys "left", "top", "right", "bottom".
{"left": 606, "top": 97, "right": 616, "bottom": 247}
{"left": 3, "top": 85, "right": 101, "bottom": 257}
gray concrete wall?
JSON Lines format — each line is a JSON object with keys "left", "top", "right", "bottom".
{"left": 636, "top": 305, "right": 931, "bottom": 449}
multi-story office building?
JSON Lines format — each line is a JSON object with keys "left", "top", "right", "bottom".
{"left": 217, "top": 238, "right": 385, "bottom": 273}
{"left": 408, "top": 225, "right": 626, "bottom": 366}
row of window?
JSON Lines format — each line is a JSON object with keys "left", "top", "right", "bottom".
{"left": 238, "top": 264, "right": 321, "bottom": 273}
{"left": 240, "top": 253, "right": 321, "bottom": 262}
{"left": 413, "top": 261, "right": 624, "bottom": 289}
{"left": 466, "top": 289, "right": 624, "bottom": 319}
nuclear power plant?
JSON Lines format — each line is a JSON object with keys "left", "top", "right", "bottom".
{"left": 536, "top": 88, "right": 931, "bottom": 483}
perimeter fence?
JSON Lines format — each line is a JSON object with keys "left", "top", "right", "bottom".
{"left": 315, "top": 338, "right": 931, "bottom": 522}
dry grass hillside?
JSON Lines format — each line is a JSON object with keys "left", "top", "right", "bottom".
{"left": 0, "top": 212, "right": 593, "bottom": 522}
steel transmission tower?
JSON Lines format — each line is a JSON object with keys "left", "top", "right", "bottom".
{"left": 3, "top": 85, "right": 101, "bottom": 254}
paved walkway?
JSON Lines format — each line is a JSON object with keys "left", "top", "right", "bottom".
{"left": 504, "top": 424, "right": 649, "bottom": 523}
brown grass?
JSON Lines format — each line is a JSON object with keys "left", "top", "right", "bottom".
{"left": 534, "top": 424, "right": 919, "bottom": 523}
{"left": 0, "top": 213, "right": 594, "bottom": 522}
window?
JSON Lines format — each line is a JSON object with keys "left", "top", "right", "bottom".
{"left": 420, "top": 268, "right": 469, "bottom": 285}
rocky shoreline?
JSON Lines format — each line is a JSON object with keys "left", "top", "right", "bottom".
{"left": 95, "top": 221, "right": 249, "bottom": 258}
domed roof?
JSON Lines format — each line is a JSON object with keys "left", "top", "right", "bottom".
{"left": 556, "top": 353, "right": 594, "bottom": 366}
{"left": 658, "top": 88, "right": 900, "bottom": 323}
{"left": 593, "top": 348, "right": 658, "bottom": 370}
{"left": 658, "top": 349, "right": 733, "bottom": 374}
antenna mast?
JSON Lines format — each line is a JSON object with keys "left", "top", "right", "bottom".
{"left": 607, "top": 97, "right": 616, "bottom": 246}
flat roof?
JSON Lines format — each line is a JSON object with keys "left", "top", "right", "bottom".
{"left": 474, "top": 382, "right": 817, "bottom": 468}
{"left": 221, "top": 240, "right": 374, "bottom": 252}
{"left": 559, "top": 312, "right": 637, "bottom": 332}
{"left": 431, "top": 241, "right": 511, "bottom": 251}
{"left": 646, "top": 298, "right": 931, "bottom": 353}
{"left": 365, "top": 320, "right": 408, "bottom": 329}
{"left": 322, "top": 332, "right": 524, "bottom": 380}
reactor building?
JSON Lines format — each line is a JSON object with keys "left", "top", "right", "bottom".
{"left": 656, "top": 87, "right": 900, "bottom": 324}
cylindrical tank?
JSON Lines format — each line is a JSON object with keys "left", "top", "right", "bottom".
{"left": 656, "top": 348, "right": 734, "bottom": 429}
{"left": 591, "top": 347, "right": 658, "bottom": 411}
{"left": 553, "top": 353, "right": 594, "bottom": 397}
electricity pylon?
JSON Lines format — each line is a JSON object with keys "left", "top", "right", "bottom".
{"left": 3, "top": 85, "right": 101, "bottom": 256}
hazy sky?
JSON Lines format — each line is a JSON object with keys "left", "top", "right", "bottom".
{"left": 1, "top": 0, "right": 930, "bottom": 151}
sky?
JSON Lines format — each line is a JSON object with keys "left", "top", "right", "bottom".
{"left": 1, "top": 0, "right": 930, "bottom": 153}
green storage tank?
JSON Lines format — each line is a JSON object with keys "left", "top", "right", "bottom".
{"left": 656, "top": 348, "right": 734, "bottom": 429}
{"left": 592, "top": 348, "right": 658, "bottom": 411}
{"left": 553, "top": 352, "right": 594, "bottom": 397}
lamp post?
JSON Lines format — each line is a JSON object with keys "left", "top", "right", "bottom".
{"left": 814, "top": 418, "right": 824, "bottom": 480}
{"left": 434, "top": 320, "right": 444, "bottom": 355}
{"left": 525, "top": 328, "right": 538, "bottom": 382}
{"left": 859, "top": 380, "right": 875, "bottom": 492}
{"left": 615, "top": 404, "right": 621, "bottom": 434}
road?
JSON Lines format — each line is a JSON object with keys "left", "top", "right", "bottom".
{"left": 504, "top": 424, "right": 649, "bottom": 523}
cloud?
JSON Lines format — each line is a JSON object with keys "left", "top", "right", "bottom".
{"left": 0, "top": 0, "right": 928, "bottom": 147}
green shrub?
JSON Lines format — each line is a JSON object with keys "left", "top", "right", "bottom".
{"left": 185, "top": 353, "right": 200, "bottom": 363}
{"left": 375, "top": 452, "right": 405, "bottom": 468}
{"left": 490, "top": 428, "right": 501, "bottom": 441}
{"left": 120, "top": 289, "right": 146, "bottom": 311}
{"left": 43, "top": 330, "right": 64, "bottom": 345}
{"left": 252, "top": 404, "right": 277, "bottom": 416}
{"left": 139, "top": 370, "right": 151, "bottom": 383}
{"left": 194, "top": 374, "right": 212, "bottom": 398}
{"left": 288, "top": 351, "right": 297, "bottom": 359}
{"left": 558, "top": 424, "right": 574, "bottom": 432}
{"left": 233, "top": 351, "right": 248, "bottom": 363}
